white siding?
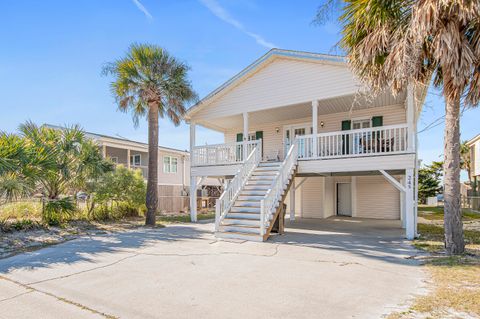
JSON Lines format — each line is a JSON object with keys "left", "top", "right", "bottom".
{"left": 301, "top": 177, "right": 325, "bottom": 218}
{"left": 194, "top": 58, "right": 359, "bottom": 120}
{"left": 355, "top": 176, "right": 400, "bottom": 219}
{"left": 285, "top": 177, "right": 303, "bottom": 218}
{"left": 296, "top": 175, "right": 401, "bottom": 220}
{"left": 323, "top": 177, "right": 335, "bottom": 217}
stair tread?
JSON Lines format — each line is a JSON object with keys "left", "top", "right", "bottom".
{"left": 217, "top": 231, "right": 261, "bottom": 236}
{"left": 220, "top": 224, "right": 259, "bottom": 229}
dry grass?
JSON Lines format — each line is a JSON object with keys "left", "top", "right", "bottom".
{"left": 389, "top": 210, "right": 480, "bottom": 319}
{"left": 418, "top": 206, "right": 480, "bottom": 221}
{"left": 0, "top": 201, "right": 43, "bottom": 220}
{"left": 156, "top": 212, "right": 215, "bottom": 224}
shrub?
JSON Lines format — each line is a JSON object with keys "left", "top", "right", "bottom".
{"left": 42, "top": 197, "right": 76, "bottom": 226}
{"left": 87, "top": 166, "right": 146, "bottom": 221}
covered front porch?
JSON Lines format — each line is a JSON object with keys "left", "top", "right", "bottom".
{"left": 189, "top": 88, "right": 415, "bottom": 171}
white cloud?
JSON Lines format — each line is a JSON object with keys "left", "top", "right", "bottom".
{"left": 132, "top": 0, "right": 153, "bottom": 20}
{"left": 199, "top": 0, "right": 276, "bottom": 49}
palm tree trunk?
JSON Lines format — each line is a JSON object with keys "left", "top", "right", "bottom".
{"left": 443, "top": 97, "right": 465, "bottom": 254}
{"left": 145, "top": 103, "right": 159, "bottom": 226}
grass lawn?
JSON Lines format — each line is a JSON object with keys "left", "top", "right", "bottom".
{"left": 389, "top": 206, "right": 480, "bottom": 319}
{"left": 418, "top": 205, "right": 480, "bottom": 221}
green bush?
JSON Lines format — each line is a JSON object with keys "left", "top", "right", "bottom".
{"left": 87, "top": 166, "right": 146, "bottom": 221}
{"left": 43, "top": 197, "right": 76, "bottom": 226}
{"left": 89, "top": 202, "right": 144, "bottom": 221}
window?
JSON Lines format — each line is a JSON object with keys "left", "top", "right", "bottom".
{"left": 163, "top": 156, "right": 178, "bottom": 173}
{"left": 352, "top": 119, "right": 371, "bottom": 130}
{"left": 130, "top": 154, "right": 141, "bottom": 166}
{"left": 110, "top": 157, "right": 118, "bottom": 164}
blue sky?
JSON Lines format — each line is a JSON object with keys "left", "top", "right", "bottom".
{"left": 0, "top": 0, "right": 478, "bottom": 179}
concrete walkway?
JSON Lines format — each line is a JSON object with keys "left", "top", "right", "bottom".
{"left": 0, "top": 218, "right": 425, "bottom": 319}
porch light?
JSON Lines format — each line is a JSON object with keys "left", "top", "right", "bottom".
{"left": 320, "top": 121, "right": 324, "bottom": 128}
{"left": 275, "top": 127, "right": 280, "bottom": 133}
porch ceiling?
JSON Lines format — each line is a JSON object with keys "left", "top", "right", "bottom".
{"left": 197, "top": 90, "right": 406, "bottom": 132}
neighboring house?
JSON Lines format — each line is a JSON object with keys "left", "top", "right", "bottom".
{"left": 45, "top": 125, "right": 217, "bottom": 213}
{"left": 467, "top": 134, "right": 480, "bottom": 191}
{"left": 185, "top": 49, "right": 426, "bottom": 241}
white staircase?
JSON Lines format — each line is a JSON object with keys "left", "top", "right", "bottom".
{"left": 215, "top": 142, "right": 298, "bottom": 242}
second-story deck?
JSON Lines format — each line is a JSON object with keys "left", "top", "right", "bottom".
{"left": 191, "top": 123, "right": 414, "bottom": 177}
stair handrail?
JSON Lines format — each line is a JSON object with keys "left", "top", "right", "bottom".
{"left": 260, "top": 140, "right": 298, "bottom": 236}
{"left": 215, "top": 139, "right": 262, "bottom": 231}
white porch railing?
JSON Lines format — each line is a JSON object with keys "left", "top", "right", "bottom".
{"left": 296, "top": 124, "right": 409, "bottom": 159}
{"left": 215, "top": 141, "right": 262, "bottom": 231}
{"left": 192, "top": 140, "right": 260, "bottom": 167}
{"left": 259, "top": 141, "right": 298, "bottom": 236}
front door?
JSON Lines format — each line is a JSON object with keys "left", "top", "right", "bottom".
{"left": 284, "top": 124, "right": 312, "bottom": 158}
{"left": 337, "top": 183, "right": 352, "bottom": 216}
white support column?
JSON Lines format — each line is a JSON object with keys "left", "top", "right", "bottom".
{"left": 405, "top": 168, "right": 415, "bottom": 239}
{"left": 312, "top": 100, "right": 318, "bottom": 157}
{"left": 290, "top": 178, "right": 296, "bottom": 221}
{"left": 414, "top": 159, "right": 421, "bottom": 236}
{"left": 400, "top": 177, "right": 406, "bottom": 229}
{"left": 189, "top": 122, "right": 197, "bottom": 222}
{"left": 190, "top": 176, "right": 198, "bottom": 222}
{"left": 102, "top": 145, "right": 107, "bottom": 158}
{"left": 127, "top": 149, "right": 131, "bottom": 169}
{"left": 243, "top": 112, "right": 249, "bottom": 160}
{"left": 351, "top": 176, "right": 357, "bottom": 217}
{"left": 406, "top": 83, "right": 416, "bottom": 152}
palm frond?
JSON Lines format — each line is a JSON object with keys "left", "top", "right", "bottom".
{"left": 103, "top": 43, "right": 197, "bottom": 126}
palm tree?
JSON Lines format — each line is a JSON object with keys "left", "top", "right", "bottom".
{"left": 334, "top": 0, "right": 480, "bottom": 254}
{"left": 103, "top": 44, "right": 197, "bottom": 226}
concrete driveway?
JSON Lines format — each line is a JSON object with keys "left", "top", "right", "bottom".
{"left": 0, "top": 218, "right": 425, "bottom": 319}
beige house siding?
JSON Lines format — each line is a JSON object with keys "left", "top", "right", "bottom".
{"left": 225, "top": 104, "right": 406, "bottom": 160}
{"left": 473, "top": 142, "right": 480, "bottom": 177}
{"left": 285, "top": 175, "right": 400, "bottom": 220}
{"left": 194, "top": 58, "right": 358, "bottom": 120}
{"left": 356, "top": 176, "right": 400, "bottom": 219}
{"left": 301, "top": 177, "right": 325, "bottom": 218}
{"left": 323, "top": 177, "right": 335, "bottom": 218}
{"left": 157, "top": 151, "right": 189, "bottom": 186}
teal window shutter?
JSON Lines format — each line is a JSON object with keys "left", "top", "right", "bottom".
{"left": 341, "top": 120, "right": 351, "bottom": 154}
{"left": 236, "top": 133, "right": 243, "bottom": 142}
{"left": 341, "top": 120, "right": 351, "bottom": 130}
{"left": 372, "top": 116, "right": 383, "bottom": 127}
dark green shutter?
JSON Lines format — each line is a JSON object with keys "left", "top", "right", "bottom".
{"left": 341, "top": 120, "right": 351, "bottom": 154}
{"left": 372, "top": 116, "right": 383, "bottom": 146}
{"left": 341, "top": 120, "right": 351, "bottom": 131}
{"left": 236, "top": 133, "right": 243, "bottom": 142}
{"left": 372, "top": 116, "right": 383, "bottom": 127}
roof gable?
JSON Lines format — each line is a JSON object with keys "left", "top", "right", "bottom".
{"left": 186, "top": 49, "right": 352, "bottom": 121}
